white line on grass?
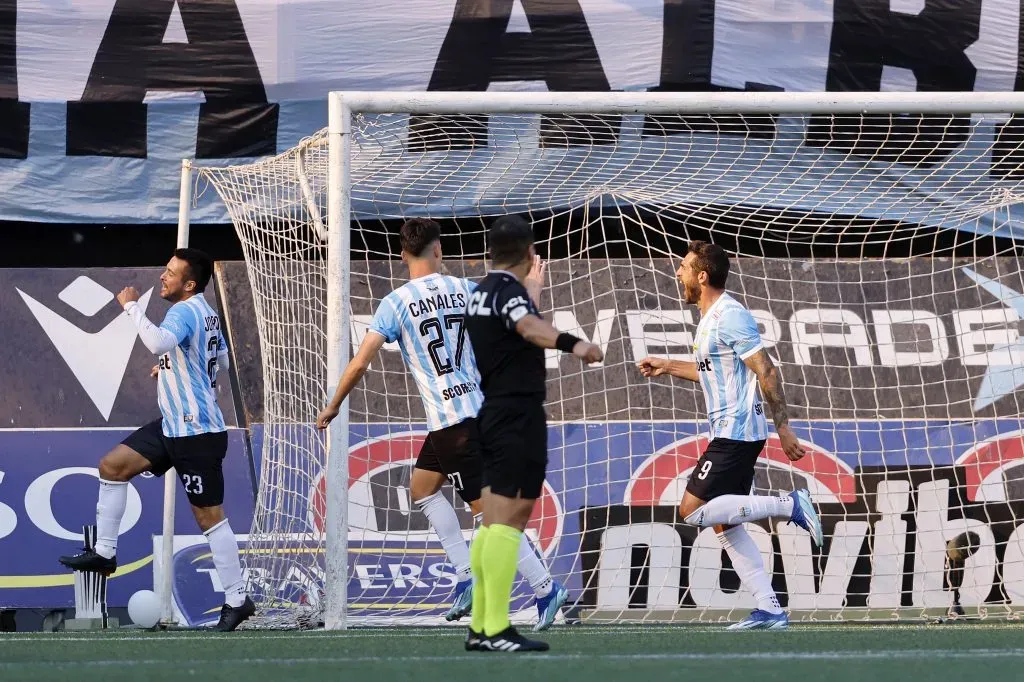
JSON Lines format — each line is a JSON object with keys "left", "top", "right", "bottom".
{"left": 3, "top": 649, "right": 1024, "bottom": 667}
{"left": 2, "top": 623, "right": 1023, "bottom": 642}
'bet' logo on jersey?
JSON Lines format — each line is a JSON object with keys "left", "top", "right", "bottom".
{"left": 309, "top": 429, "right": 563, "bottom": 556}
{"left": 623, "top": 433, "right": 856, "bottom": 506}
{"left": 957, "top": 430, "right": 1024, "bottom": 503}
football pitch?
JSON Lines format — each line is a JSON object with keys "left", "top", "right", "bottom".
{"left": 3, "top": 623, "right": 1024, "bottom": 682}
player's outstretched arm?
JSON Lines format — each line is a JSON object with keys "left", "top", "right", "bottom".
{"left": 637, "top": 356, "right": 699, "bottom": 382}
{"left": 743, "top": 349, "right": 805, "bottom": 461}
{"left": 514, "top": 314, "right": 603, "bottom": 364}
{"left": 316, "top": 332, "right": 386, "bottom": 429}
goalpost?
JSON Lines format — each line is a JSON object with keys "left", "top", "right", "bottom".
{"left": 174, "top": 91, "right": 1024, "bottom": 630}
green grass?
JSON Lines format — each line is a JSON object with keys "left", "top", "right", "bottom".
{"left": 2, "top": 623, "right": 1024, "bottom": 682}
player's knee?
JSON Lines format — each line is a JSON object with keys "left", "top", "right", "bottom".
{"left": 192, "top": 505, "right": 224, "bottom": 532}
{"left": 681, "top": 505, "right": 706, "bottom": 527}
{"left": 412, "top": 489, "right": 443, "bottom": 509}
{"left": 98, "top": 453, "right": 131, "bottom": 482}
{"left": 409, "top": 469, "right": 444, "bottom": 502}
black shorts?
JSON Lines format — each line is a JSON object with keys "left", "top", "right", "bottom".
{"left": 477, "top": 397, "right": 548, "bottom": 500}
{"left": 416, "top": 418, "right": 483, "bottom": 504}
{"left": 685, "top": 437, "right": 766, "bottom": 502}
{"left": 122, "top": 419, "right": 228, "bottom": 507}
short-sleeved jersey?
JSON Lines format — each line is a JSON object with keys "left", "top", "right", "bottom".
{"left": 465, "top": 271, "right": 546, "bottom": 400}
{"left": 156, "top": 293, "right": 227, "bottom": 438}
{"left": 693, "top": 293, "right": 769, "bottom": 442}
{"left": 369, "top": 273, "right": 483, "bottom": 431}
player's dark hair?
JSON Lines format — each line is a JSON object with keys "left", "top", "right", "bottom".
{"left": 400, "top": 218, "right": 442, "bottom": 257}
{"left": 488, "top": 215, "right": 534, "bottom": 266}
{"left": 687, "top": 241, "right": 730, "bottom": 289}
{"left": 173, "top": 248, "right": 213, "bottom": 293}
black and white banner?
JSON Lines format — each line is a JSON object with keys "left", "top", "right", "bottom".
{"left": 4, "top": 0, "right": 1024, "bottom": 222}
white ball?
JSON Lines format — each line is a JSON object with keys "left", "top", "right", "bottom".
{"left": 127, "top": 589, "right": 162, "bottom": 628}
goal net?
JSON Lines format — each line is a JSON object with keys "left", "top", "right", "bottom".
{"left": 193, "top": 92, "right": 1024, "bottom": 628}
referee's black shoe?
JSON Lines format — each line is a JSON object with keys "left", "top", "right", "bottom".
{"left": 465, "top": 628, "right": 484, "bottom": 651}
{"left": 59, "top": 549, "right": 117, "bottom": 576}
{"left": 479, "top": 626, "right": 549, "bottom": 652}
{"left": 213, "top": 596, "right": 256, "bottom": 632}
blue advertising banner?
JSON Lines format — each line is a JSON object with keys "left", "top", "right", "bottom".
{"left": 0, "top": 428, "right": 254, "bottom": 609}
{"left": 171, "top": 420, "right": 1024, "bottom": 624}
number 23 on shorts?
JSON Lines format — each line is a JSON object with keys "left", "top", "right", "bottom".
{"left": 181, "top": 473, "right": 204, "bottom": 495}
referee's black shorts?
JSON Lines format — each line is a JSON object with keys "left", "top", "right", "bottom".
{"left": 684, "top": 437, "right": 766, "bottom": 502}
{"left": 477, "top": 397, "right": 548, "bottom": 500}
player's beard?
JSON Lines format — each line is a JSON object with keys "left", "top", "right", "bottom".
{"left": 161, "top": 283, "right": 181, "bottom": 302}
{"left": 683, "top": 280, "right": 700, "bottom": 305}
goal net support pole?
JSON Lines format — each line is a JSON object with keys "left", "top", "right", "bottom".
{"left": 324, "top": 94, "right": 352, "bottom": 631}
{"left": 156, "top": 158, "right": 195, "bottom": 628}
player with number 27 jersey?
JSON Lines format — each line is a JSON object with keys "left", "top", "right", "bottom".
{"left": 317, "top": 218, "right": 564, "bottom": 631}
{"left": 370, "top": 273, "right": 482, "bottom": 431}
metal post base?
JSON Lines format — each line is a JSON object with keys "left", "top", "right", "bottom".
{"left": 65, "top": 616, "right": 120, "bottom": 631}
{"left": 67, "top": 525, "right": 116, "bottom": 630}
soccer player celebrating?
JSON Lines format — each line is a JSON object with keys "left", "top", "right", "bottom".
{"left": 464, "top": 216, "right": 602, "bottom": 653}
{"left": 638, "top": 241, "right": 823, "bottom": 630}
{"left": 59, "top": 248, "right": 254, "bottom": 631}
{"left": 316, "top": 218, "right": 568, "bottom": 630}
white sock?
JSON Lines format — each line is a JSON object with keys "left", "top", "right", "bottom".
{"left": 94, "top": 479, "right": 128, "bottom": 559}
{"left": 415, "top": 492, "right": 472, "bottom": 582}
{"left": 204, "top": 519, "right": 246, "bottom": 608}
{"left": 517, "top": 534, "right": 553, "bottom": 598}
{"left": 719, "top": 526, "right": 782, "bottom": 615}
{"left": 685, "top": 494, "right": 794, "bottom": 528}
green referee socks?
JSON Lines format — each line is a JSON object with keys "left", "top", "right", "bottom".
{"left": 482, "top": 523, "right": 523, "bottom": 636}
{"left": 469, "top": 525, "right": 490, "bottom": 634}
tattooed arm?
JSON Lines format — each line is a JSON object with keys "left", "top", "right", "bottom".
{"left": 743, "top": 349, "right": 806, "bottom": 461}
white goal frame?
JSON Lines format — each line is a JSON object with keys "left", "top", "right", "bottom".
{"left": 169, "top": 90, "right": 1024, "bottom": 631}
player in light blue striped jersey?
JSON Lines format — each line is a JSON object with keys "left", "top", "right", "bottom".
{"left": 638, "top": 241, "right": 823, "bottom": 630}
{"left": 154, "top": 294, "right": 228, "bottom": 437}
{"left": 318, "top": 218, "right": 566, "bottom": 630}
{"left": 59, "top": 248, "right": 254, "bottom": 630}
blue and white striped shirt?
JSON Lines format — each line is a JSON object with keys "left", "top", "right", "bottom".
{"left": 693, "top": 293, "right": 769, "bottom": 442}
{"left": 156, "top": 294, "right": 227, "bottom": 437}
{"left": 370, "top": 273, "right": 483, "bottom": 432}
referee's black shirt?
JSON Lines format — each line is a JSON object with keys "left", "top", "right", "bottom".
{"left": 465, "top": 271, "right": 546, "bottom": 400}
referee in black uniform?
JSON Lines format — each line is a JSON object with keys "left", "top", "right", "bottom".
{"left": 463, "top": 215, "right": 602, "bottom": 653}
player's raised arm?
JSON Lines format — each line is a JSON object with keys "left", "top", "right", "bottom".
{"left": 637, "top": 356, "right": 699, "bottom": 382}
{"left": 317, "top": 332, "right": 387, "bottom": 429}
{"left": 523, "top": 254, "right": 546, "bottom": 310}
{"left": 742, "top": 348, "right": 805, "bottom": 462}
{"left": 118, "top": 286, "right": 188, "bottom": 355}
